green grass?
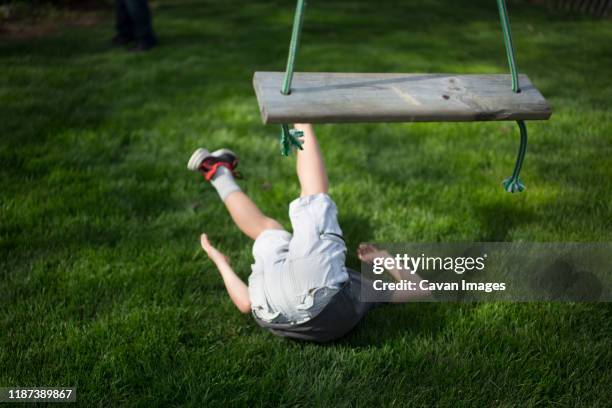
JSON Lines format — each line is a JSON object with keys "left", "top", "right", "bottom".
{"left": 1, "top": 0, "right": 611, "bottom": 405}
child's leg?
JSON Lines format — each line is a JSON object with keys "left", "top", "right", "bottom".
{"left": 192, "top": 149, "right": 285, "bottom": 241}
{"left": 223, "top": 190, "right": 284, "bottom": 241}
{"left": 294, "top": 123, "right": 328, "bottom": 197}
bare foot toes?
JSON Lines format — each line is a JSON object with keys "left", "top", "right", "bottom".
{"left": 357, "top": 244, "right": 388, "bottom": 263}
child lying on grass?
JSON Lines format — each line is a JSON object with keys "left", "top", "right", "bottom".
{"left": 188, "top": 124, "right": 425, "bottom": 342}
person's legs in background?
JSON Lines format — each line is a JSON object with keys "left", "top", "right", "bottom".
{"left": 125, "top": 0, "right": 158, "bottom": 50}
{"left": 113, "top": 0, "right": 135, "bottom": 45}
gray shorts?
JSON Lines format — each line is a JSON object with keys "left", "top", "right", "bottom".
{"left": 248, "top": 193, "right": 350, "bottom": 324}
{"left": 252, "top": 268, "right": 376, "bottom": 343}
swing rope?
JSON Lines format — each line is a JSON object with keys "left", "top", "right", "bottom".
{"left": 282, "top": 0, "right": 306, "bottom": 96}
{"left": 278, "top": 0, "right": 307, "bottom": 156}
{"left": 497, "top": 0, "right": 528, "bottom": 193}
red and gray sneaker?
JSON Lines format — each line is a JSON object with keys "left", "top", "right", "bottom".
{"left": 187, "top": 148, "right": 240, "bottom": 181}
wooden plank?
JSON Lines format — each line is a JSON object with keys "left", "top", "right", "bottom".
{"left": 253, "top": 72, "right": 552, "bottom": 124}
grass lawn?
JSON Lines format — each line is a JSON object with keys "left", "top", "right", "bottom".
{"left": 1, "top": 0, "right": 611, "bottom": 405}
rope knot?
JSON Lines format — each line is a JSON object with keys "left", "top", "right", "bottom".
{"left": 280, "top": 124, "right": 304, "bottom": 156}
{"left": 502, "top": 176, "right": 525, "bottom": 193}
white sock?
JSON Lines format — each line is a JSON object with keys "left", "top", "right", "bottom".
{"left": 210, "top": 166, "right": 241, "bottom": 201}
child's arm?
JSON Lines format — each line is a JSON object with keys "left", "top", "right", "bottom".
{"left": 200, "top": 234, "right": 251, "bottom": 314}
{"left": 294, "top": 123, "right": 314, "bottom": 137}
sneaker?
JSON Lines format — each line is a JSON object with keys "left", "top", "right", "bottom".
{"left": 187, "top": 148, "right": 239, "bottom": 181}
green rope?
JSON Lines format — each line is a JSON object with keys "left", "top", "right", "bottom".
{"left": 497, "top": 0, "right": 528, "bottom": 193}
{"left": 276, "top": 0, "right": 307, "bottom": 156}
{"left": 496, "top": 0, "right": 520, "bottom": 93}
{"left": 502, "top": 120, "right": 527, "bottom": 193}
{"left": 280, "top": 124, "right": 304, "bottom": 156}
{"left": 281, "top": 0, "right": 306, "bottom": 95}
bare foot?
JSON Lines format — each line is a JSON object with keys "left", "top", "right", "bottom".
{"left": 200, "top": 233, "right": 229, "bottom": 265}
{"left": 357, "top": 243, "right": 391, "bottom": 264}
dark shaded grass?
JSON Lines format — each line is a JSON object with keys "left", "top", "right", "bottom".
{"left": 1, "top": 0, "right": 611, "bottom": 405}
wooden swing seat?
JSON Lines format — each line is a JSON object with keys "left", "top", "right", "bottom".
{"left": 253, "top": 72, "right": 552, "bottom": 124}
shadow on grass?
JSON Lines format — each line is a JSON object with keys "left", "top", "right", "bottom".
{"left": 475, "top": 199, "right": 536, "bottom": 241}
{"left": 339, "top": 303, "right": 479, "bottom": 348}
{"left": 341, "top": 213, "right": 374, "bottom": 270}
